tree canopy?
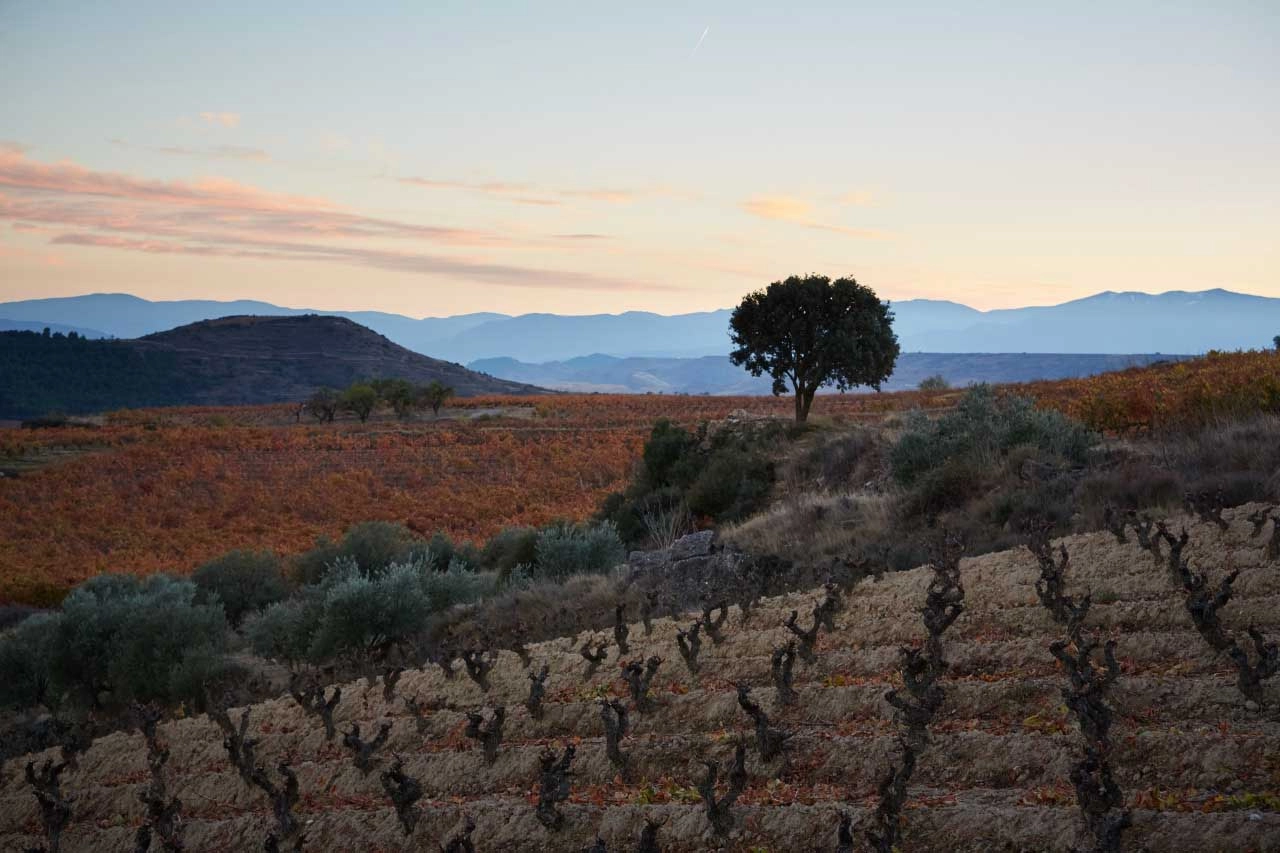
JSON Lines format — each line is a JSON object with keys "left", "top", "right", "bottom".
{"left": 729, "top": 274, "right": 899, "bottom": 422}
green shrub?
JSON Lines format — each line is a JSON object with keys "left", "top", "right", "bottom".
{"left": 686, "top": 446, "right": 774, "bottom": 522}
{"left": 244, "top": 597, "right": 320, "bottom": 665}
{"left": 39, "top": 574, "right": 228, "bottom": 709}
{"left": 307, "top": 561, "right": 431, "bottom": 662}
{"left": 479, "top": 526, "right": 539, "bottom": 576}
{"left": 421, "top": 559, "right": 494, "bottom": 611}
{"left": 339, "top": 521, "right": 421, "bottom": 574}
{"left": 0, "top": 612, "right": 59, "bottom": 710}
{"left": 426, "top": 530, "right": 457, "bottom": 568}
{"left": 639, "top": 419, "right": 701, "bottom": 491}
{"left": 890, "top": 385, "right": 1096, "bottom": 486}
{"left": 601, "top": 418, "right": 782, "bottom": 544}
{"left": 534, "top": 521, "right": 626, "bottom": 581}
{"left": 898, "top": 458, "right": 990, "bottom": 521}
{"left": 291, "top": 521, "right": 425, "bottom": 584}
{"left": 192, "top": 550, "right": 287, "bottom": 627}
{"left": 291, "top": 536, "right": 343, "bottom": 585}
{"left": 247, "top": 555, "right": 490, "bottom": 666}
{"left": 918, "top": 374, "right": 950, "bottom": 391}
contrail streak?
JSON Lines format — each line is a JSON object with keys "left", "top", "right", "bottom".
{"left": 692, "top": 26, "right": 710, "bottom": 56}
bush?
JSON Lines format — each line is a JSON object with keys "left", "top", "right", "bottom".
{"left": 192, "top": 550, "right": 287, "bottom": 627}
{"left": 247, "top": 556, "right": 490, "bottom": 667}
{"left": 421, "top": 559, "right": 494, "bottom": 611}
{"left": 292, "top": 521, "right": 425, "bottom": 583}
{"left": 602, "top": 418, "right": 783, "bottom": 544}
{"left": 291, "top": 536, "right": 343, "bottom": 586}
{"left": 890, "top": 385, "right": 1096, "bottom": 486}
{"left": 3, "top": 574, "right": 230, "bottom": 710}
{"left": 244, "top": 597, "right": 320, "bottom": 665}
{"left": 898, "top": 458, "right": 990, "bottom": 521}
{"left": 534, "top": 521, "right": 626, "bottom": 581}
{"left": 782, "top": 428, "right": 883, "bottom": 492}
{"left": 479, "top": 526, "right": 539, "bottom": 576}
{"left": 341, "top": 383, "right": 378, "bottom": 422}
{"left": 307, "top": 561, "right": 432, "bottom": 662}
{"left": 340, "top": 521, "right": 421, "bottom": 574}
{"left": 639, "top": 419, "right": 701, "bottom": 491}
{"left": 0, "top": 603, "right": 39, "bottom": 633}
{"left": 0, "top": 612, "right": 59, "bottom": 710}
{"left": 686, "top": 447, "right": 774, "bottom": 521}
{"left": 918, "top": 374, "right": 950, "bottom": 391}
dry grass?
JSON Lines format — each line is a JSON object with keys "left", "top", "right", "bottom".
{"left": 722, "top": 491, "right": 894, "bottom": 566}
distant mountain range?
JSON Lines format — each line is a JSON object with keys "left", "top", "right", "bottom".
{"left": 0, "top": 315, "right": 543, "bottom": 418}
{"left": 469, "top": 352, "right": 1188, "bottom": 395}
{"left": 1, "top": 288, "right": 1277, "bottom": 361}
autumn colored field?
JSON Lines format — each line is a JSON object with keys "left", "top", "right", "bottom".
{"left": 0, "top": 392, "right": 959, "bottom": 604}
{"left": 1, "top": 507, "right": 1276, "bottom": 851}
{"left": 2, "top": 350, "right": 1277, "bottom": 604}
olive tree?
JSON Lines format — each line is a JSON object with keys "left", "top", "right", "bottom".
{"left": 419, "top": 380, "right": 455, "bottom": 417}
{"left": 729, "top": 274, "right": 899, "bottom": 422}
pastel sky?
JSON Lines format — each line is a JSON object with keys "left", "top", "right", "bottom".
{"left": 1, "top": 1, "right": 1276, "bottom": 317}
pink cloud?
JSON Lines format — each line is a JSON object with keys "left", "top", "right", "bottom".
{"left": 0, "top": 150, "right": 654, "bottom": 293}
{"left": 199, "top": 112, "right": 241, "bottom": 128}
{"left": 398, "top": 175, "right": 639, "bottom": 206}
{"left": 0, "top": 147, "right": 326, "bottom": 212}
{"left": 741, "top": 194, "right": 888, "bottom": 240}
{"left": 49, "top": 231, "right": 664, "bottom": 291}
{"left": 156, "top": 145, "right": 271, "bottom": 162}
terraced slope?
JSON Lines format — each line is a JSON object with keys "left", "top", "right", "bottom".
{"left": 3, "top": 507, "right": 1278, "bottom": 852}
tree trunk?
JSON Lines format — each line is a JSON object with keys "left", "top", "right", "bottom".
{"left": 801, "top": 389, "right": 816, "bottom": 422}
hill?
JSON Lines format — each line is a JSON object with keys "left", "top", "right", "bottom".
{"left": 0, "top": 510, "right": 1275, "bottom": 850}
{"left": 0, "top": 314, "right": 544, "bottom": 417}
{"left": 468, "top": 352, "right": 1189, "bottom": 395}
{"left": 3, "top": 288, "right": 1278, "bottom": 361}
{"left": 0, "top": 319, "right": 109, "bottom": 338}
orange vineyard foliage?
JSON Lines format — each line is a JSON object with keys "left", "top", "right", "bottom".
{"left": 2, "top": 349, "right": 1276, "bottom": 604}
{"left": 0, "top": 393, "right": 952, "bottom": 604}
{"left": 1023, "top": 349, "right": 1280, "bottom": 433}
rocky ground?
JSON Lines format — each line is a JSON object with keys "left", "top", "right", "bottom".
{"left": 2, "top": 507, "right": 1278, "bottom": 852}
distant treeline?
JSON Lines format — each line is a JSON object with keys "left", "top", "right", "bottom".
{"left": 0, "top": 329, "right": 215, "bottom": 418}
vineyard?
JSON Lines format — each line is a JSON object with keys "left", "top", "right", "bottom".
{"left": 0, "top": 393, "right": 957, "bottom": 605}
{"left": 2, "top": 506, "right": 1277, "bottom": 851}
{"left": 2, "top": 349, "right": 1279, "bottom": 604}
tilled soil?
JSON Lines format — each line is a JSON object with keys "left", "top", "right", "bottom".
{"left": 2, "top": 506, "right": 1278, "bottom": 852}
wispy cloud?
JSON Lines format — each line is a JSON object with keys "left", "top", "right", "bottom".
{"left": 0, "top": 148, "right": 657, "bottom": 292}
{"left": 398, "top": 175, "right": 639, "bottom": 206}
{"left": 114, "top": 138, "right": 271, "bottom": 162}
{"left": 199, "top": 111, "right": 241, "bottom": 128}
{"left": 159, "top": 145, "right": 269, "bottom": 162}
{"left": 741, "top": 194, "right": 888, "bottom": 239}
{"left": 47, "top": 231, "right": 664, "bottom": 291}
{"left": 835, "top": 190, "right": 876, "bottom": 207}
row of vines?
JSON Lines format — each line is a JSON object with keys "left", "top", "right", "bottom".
{"left": 4, "top": 503, "right": 1277, "bottom": 851}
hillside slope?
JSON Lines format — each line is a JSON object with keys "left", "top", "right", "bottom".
{"left": 0, "top": 315, "right": 545, "bottom": 416}
{"left": 1, "top": 508, "right": 1275, "bottom": 851}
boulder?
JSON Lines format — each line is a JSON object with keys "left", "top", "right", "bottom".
{"left": 669, "top": 530, "right": 716, "bottom": 562}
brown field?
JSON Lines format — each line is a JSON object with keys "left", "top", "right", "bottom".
{"left": 2, "top": 506, "right": 1276, "bottom": 851}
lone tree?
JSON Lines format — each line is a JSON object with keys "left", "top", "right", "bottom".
{"left": 340, "top": 383, "right": 378, "bottom": 422}
{"left": 729, "top": 274, "right": 899, "bottom": 422}
{"left": 419, "top": 380, "right": 455, "bottom": 417}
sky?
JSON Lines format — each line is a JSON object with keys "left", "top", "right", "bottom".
{"left": 0, "top": 1, "right": 1276, "bottom": 317}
